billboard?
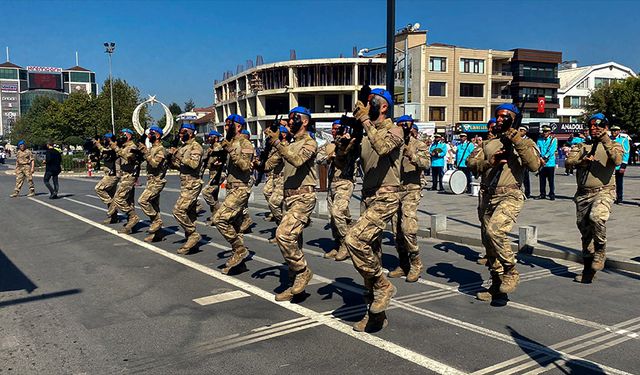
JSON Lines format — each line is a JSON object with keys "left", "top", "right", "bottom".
{"left": 27, "top": 66, "right": 62, "bottom": 73}
{"left": 28, "top": 73, "right": 63, "bottom": 90}
{"left": 1, "top": 82, "right": 18, "bottom": 93}
{"left": 1, "top": 92, "right": 18, "bottom": 110}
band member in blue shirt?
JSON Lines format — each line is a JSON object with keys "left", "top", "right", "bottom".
{"left": 429, "top": 134, "right": 447, "bottom": 191}
{"left": 455, "top": 132, "right": 475, "bottom": 193}
{"left": 535, "top": 125, "right": 558, "bottom": 200}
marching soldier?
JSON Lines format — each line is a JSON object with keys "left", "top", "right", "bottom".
{"left": 111, "top": 129, "right": 140, "bottom": 234}
{"left": 343, "top": 89, "right": 403, "bottom": 331}
{"left": 471, "top": 118, "right": 495, "bottom": 266}
{"left": 10, "top": 140, "right": 35, "bottom": 198}
{"left": 137, "top": 125, "right": 167, "bottom": 242}
{"left": 94, "top": 133, "right": 120, "bottom": 223}
{"left": 565, "top": 113, "right": 622, "bottom": 283}
{"left": 202, "top": 130, "right": 225, "bottom": 224}
{"left": 264, "top": 126, "right": 288, "bottom": 243}
{"left": 468, "top": 104, "right": 541, "bottom": 302}
{"left": 320, "top": 119, "right": 359, "bottom": 261}
{"left": 170, "top": 123, "right": 204, "bottom": 254}
{"left": 213, "top": 114, "right": 255, "bottom": 273}
{"left": 264, "top": 107, "right": 317, "bottom": 302}
{"left": 388, "top": 116, "right": 430, "bottom": 282}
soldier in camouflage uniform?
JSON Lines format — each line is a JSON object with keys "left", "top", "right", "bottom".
{"left": 468, "top": 104, "right": 541, "bottom": 302}
{"left": 213, "top": 115, "right": 255, "bottom": 273}
{"left": 264, "top": 126, "right": 288, "bottom": 225}
{"left": 94, "top": 133, "right": 120, "bottom": 223}
{"left": 137, "top": 125, "right": 167, "bottom": 242}
{"left": 170, "top": 123, "right": 204, "bottom": 255}
{"left": 10, "top": 140, "right": 35, "bottom": 198}
{"left": 344, "top": 89, "right": 403, "bottom": 331}
{"left": 110, "top": 129, "right": 141, "bottom": 234}
{"left": 264, "top": 107, "right": 317, "bottom": 302}
{"left": 565, "top": 113, "right": 623, "bottom": 283}
{"left": 471, "top": 118, "right": 496, "bottom": 266}
{"left": 202, "top": 130, "right": 225, "bottom": 224}
{"left": 388, "top": 116, "right": 431, "bottom": 283}
{"left": 318, "top": 119, "right": 359, "bottom": 261}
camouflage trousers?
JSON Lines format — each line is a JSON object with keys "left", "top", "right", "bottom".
{"left": 172, "top": 176, "right": 203, "bottom": 236}
{"left": 113, "top": 173, "right": 136, "bottom": 215}
{"left": 276, "top": 192, "right": 316, "bottom": 272}
{"left": 138, "top": 175, "right": 166, "bottom": 219}
{"left": 328, "top": 179, "right": 353, "bottom": 249}
{"left": 344, "top": 191, "right": 400, "bottom": 279}
{"left": 202, "top": 177, "right": 221, "bottom": 215}
{"left": 480, "top": 189, "right": 524, "bottom": 275}
{"left": 213, "top": 186, "right": 251, "bottom": 250}
{"left": 95, "top": 175, "right": 119, "bottom": 216}
{"left": 14, "top": 166, "right": 35, "bottom": 194}
{"left": 263, "top": 174, "right": 274, "bottom": 202}
{"left": 267, "top": 175, "right": 284, "bottom": 223}
{"left": 393, "top": 189, "right": 422, "bottom": 256}
{"left": 575, "top": 186, "right": 615, "bottom": 256}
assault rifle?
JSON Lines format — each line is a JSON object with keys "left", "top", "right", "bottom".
{"left": 335, "top": 82, "right": 371, "bottom": 144}
{"left": 254, "top": 114, "right": 282, "bottom": 186}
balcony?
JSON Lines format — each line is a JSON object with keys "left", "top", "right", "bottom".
{"left": 491, "top": 94, "right": 512, "bottom": 103}
{"left": 513, "top": 76, "right": 560, "bottom": 84}
{"left": 491, "top": 71, "right": 513, "bottom": 81}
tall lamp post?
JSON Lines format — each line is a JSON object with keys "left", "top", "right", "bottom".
{"left": 104, "top": 42, "right": 116, "bottom": 134}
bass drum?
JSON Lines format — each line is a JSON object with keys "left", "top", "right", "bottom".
{"left": 443, "top": 169, "right": 467, "bottom": 195}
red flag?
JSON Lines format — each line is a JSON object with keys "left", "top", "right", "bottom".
{"left": 537, "top": 97, "right": 545, "bottom": 113}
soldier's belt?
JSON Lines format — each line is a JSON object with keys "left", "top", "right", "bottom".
{"left": 488, "top": 184, "right": 521, "bottom": 194}
{"left": 362, "top": 185, "right": 401, "bottom": 198}
{"left": 226, "top": 182, "right": 249, "bottom": 190}
{"left": 577, "top": 185, "right": 615, "bottom": 194}
{"left": 284, "top": 186, "right": 316, "bottom": 197}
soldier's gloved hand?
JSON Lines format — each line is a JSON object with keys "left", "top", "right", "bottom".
{"left": 505, "top": 128, "right": 522, "bottom": 144}
{"left": 353, "top": 100, "right": 370, "bottom": 123}
{"left": 598, "top": 130, "right": 611, "bottom": 143}
{"left": 220, "top": 139, "right": 232, "bottom": 151}
{"left": 264, "top": 128, "right": 280, "bottom": 145}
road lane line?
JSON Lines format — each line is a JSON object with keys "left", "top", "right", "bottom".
{"left": 193, "top": 290, "right": 250, "bottom": 306}
{"left": 31, "top": 197, "right": 465, "bottom": 375}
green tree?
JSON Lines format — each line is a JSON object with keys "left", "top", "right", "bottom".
{"left": 584, "top": 76, "right": 640, "bottom": 133}
{"left": 184, "top": 98, "right": 196, "bottom": 112}
{"left": 10, "top": 96, "right": 63, "bottom": 146}
{"left": 97, "top": 78, "right": 149, "bottom": 133}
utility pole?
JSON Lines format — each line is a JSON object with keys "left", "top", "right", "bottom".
{"left": 386, "top": 0, "right": 395, "bottom": 119}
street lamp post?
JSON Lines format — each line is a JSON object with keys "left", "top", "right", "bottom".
{"left": 104, "top": 42, "right": 116, "bottom": 135}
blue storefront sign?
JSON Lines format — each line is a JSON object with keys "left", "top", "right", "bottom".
{"left": 460, "top": 123, "right": 487, "bottom": 133}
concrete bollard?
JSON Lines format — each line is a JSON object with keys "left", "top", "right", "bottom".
{"left": 518, "top": 225, "right": 538, "bottom": 252}
{"left": 315, "top": 198, "right": 329, "bottom": 216}
{"left": 430, "top": 214, "right": 447, "bottom": 238}
{"left": 248, "top": 192, "right": 255, "bottom": 203}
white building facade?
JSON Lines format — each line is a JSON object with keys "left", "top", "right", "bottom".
{"left": 558, "top": 62, "right": 636, "bottom": 123}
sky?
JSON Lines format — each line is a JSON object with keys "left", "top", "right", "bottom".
{"left": 3, "top": 0, "right": 639, "bottom": 118}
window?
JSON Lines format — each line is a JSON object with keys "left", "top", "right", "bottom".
{"left": 577, "top": 79, "right": 588, "bottom": 89}
{"left": 518, "top": 87, "right": 556, "bottom": 100}
{"left": 594, "top": 77, "right": 622, "bottom": 88}
{"left": 429, "top": 106, "right": 445, "bottom": 121}
{"left": 459, "top": 58, "right": 484, "bottom": 74}
{"left": 70, "top": 72, "right": 91, "bottom": 82}
{"left": 460, "top": 107, "right": 484, "bottom": 122}
{"left": 429, "top": 57, "right": 447, "bottom": 72}
{"left": 460, "top": 83, "right": 484, "bottom": 97}
{"left": 562, "top": 96, "right": 585, "bottom": 109}
{"left": 0, "top": 68, "right": 18, "bottom": 80}
{"left": 429, "top": 82, "right": 446, "bottom": 96}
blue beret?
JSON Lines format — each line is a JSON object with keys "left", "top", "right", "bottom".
{"left": 149, "top": 125, "right": 163, "bottom": 135}
{"left": 332, "top": 119, "right": 341, "bottom": 125}
{"left": 121, "top": 128, "right": 134, "bottom": 135}
{"left": 412, "top": 124, "right": 419, "bottom": 131}
{"left": 308, "top": 131, "right": 315, "bottom": 139}
{"left": 17, "top": 140, "right": 25, "bottom": 146}
{"left": 495, "top": 104, "right": 519, "bottom": 115}
{"left": 241, "top": 129, "right": 250, "bottom": 136}
{"left": 208, "top": 130, "right": 222, "bottom": 137}
{"left": 289, "top": 106, "right": 312, "bottom": 118}
{"left": 396, "top": 115, "right": 414, "bottom": 123}
{"left": 488, "top": 118, "right": 496, "bottom": 125}
{"left": 180, "top": 123, "right": 196, "bottom": 131}
{"left": 588, "top": 113, "right": 608, "bottom": 123}
{"left": 370, "top": 88, "right": 394, "bottom": 106}
{"left": 279, "top": 125, "right": 289, "bottom": 133}
{"left": 226, "top": 114, "right": 246, "bottom": 126}
{"left": 104, "top": 133, "right": 113, "bottom": 138}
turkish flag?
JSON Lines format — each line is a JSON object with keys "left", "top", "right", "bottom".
{"left": 537, "top": 97, "right": 545, "bottom": 113}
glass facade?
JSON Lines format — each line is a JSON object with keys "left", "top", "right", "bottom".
{"left": 0, "top": 68, "right": 18, "bottom": 80}
{"left": 20, "top": 90, "right": 67, "bottom": 114}
{"left": 69, "top": 71, "right": 92, "bottom": 83}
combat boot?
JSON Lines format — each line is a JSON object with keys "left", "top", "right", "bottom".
{"left": 592, "top": 249, "right": 606, "bottom": 271}
{"left": 477, "top": 255, "right": 488, "bottom": 265}
{"left": 275, "top": 288, "right": 294, "bottom": 302}
{"left": 27, "top": 190, "right": 36, "bottom": 197}
{"left": 477, "top": 274, "right": 507, "bottom": 302}
{"left": 334, "top": 246, "right": 350, "bottom": 261}
{"left": 240, "top": 216, "right": 253, "bottom": 233}
{"left": 225, "top": 246, "right": 249, "bottom": 269}
{"left": 405, "top": 254, "right": 423, "bottom": 283}
{"left": 178, "top": 232, "right": 201, "bottom": 255}
{"left": 575, "top": 256, "right": 597, "bottom": 283}
{"left": 388, "top": 252, "right": 410, "bottom": 278}
{"left": 148, "top": 216, "right": 162, "bottom": 234}
{"left": 291, "top": 268, "right": 313, "bottom": 295}
{"left": 499, "top": 267, "right": 520, "bottom": 294}
{"left": 353, "top": 311, "right": 388, "bottom": 332}
{"left": 9, "top": 191, "right": 18, "bottom": 198}
{"left": 268, "top": 237, "right": 278, "bottom": 244}
{"left": 144, "top": 232, "right": 159, "bottom": 243}
{"left": 119, "top": 214, "right": 140, "bottom": 234}
{"left": 369, "top": 275, "right": 396, "bottom": 314}
{"left": 323, "top": 249, "right": 338, "bottom": 259}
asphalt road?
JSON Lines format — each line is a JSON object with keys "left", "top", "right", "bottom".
{"left": 1, "top": 171, "right": 639, "bottom": 374}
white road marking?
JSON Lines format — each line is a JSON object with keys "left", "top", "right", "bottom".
{"left": 193, "top": 290, "right": 250, "bottom": 306}
{"left": 31, "top": 197, "right": 465, "bottom": 375}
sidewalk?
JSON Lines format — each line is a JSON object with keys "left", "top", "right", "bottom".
{"left": 248, "top": 167, "right": 640, "bottom": 273}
